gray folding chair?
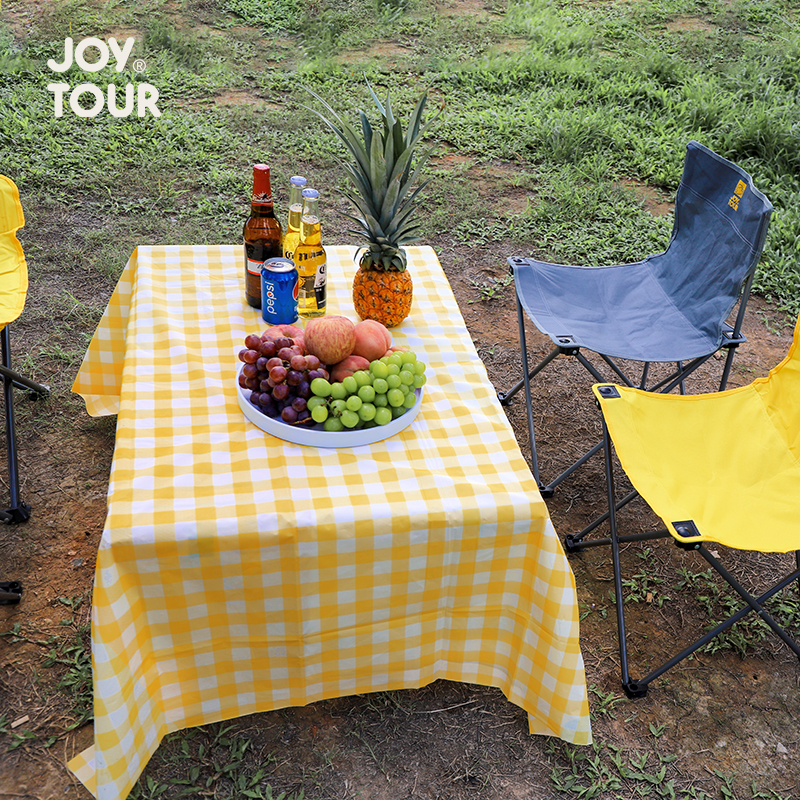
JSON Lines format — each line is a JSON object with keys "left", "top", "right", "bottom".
{"left": 499, "top": 141, "right": 773, "bottom": 507}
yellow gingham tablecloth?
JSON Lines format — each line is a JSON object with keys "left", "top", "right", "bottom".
{"left": 69, "top": 244, "right": 591, "bottom": 799}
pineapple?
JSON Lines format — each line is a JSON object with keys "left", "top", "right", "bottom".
{"left": 306, "top": 81, "right": 438, "bottom": 327}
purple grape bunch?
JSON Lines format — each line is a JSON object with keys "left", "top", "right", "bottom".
{"left": 237, "top": 332, "right": 328, "bottom": 425}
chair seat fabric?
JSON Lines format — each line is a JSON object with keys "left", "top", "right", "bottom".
{"left": 593, "top": 313, "right": 800, "bottom": 553}
{"left": 514, "top": 140, "right": 773, "bottom": 363}
{"left": 0, "top": 175, "right": 27, "bottom": 331}
{"left": 514, "top": 257, "right": 717, "bottom": 362}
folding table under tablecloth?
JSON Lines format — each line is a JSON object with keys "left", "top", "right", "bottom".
{"left": 69, "top": 244, "right": 591, "bottom": 800}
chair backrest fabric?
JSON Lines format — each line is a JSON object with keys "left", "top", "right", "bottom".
{"left": 756, "top": 313, "right": 800, "bottom": 461}
{"left": 0, "top": 174, "right": 27, "bottom": 330}
{"left": 650, "top": 141, "right": 772, "bottom": 345}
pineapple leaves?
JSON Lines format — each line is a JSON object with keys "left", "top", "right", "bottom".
{"left": 392, "top": 119, "right": 404, "bottom": 164}
{"left": 367, "top": 79, "right": 386, "bottom": 118}
{"left": 369, "top": 130, "right": 387, "bottom": 208}
{"left": 302, "top": 88, "right": 371, "bottom": 180}
{"left": 305, "top": 79, "right": 439, "bottom": 270}
{"left": 383, "top": 128, "right": 395, "bottom": 185}
{"left": 382, "top": 92, "right": 397, "bottom": 135}
{"left": 359, "top": 112, "right": 373, "bottom": 157}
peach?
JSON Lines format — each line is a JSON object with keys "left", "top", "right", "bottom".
{"left": 384, "top": 345, "right": 409, "bottom": 357}
{"left": 329, "top": 355, "right": 371, "bottom": 383}
{"left": 352, "top": 320, "right": 393, "bottom": 362}
{"left": 303, "top": 316, "right": 356, "bottom": 366}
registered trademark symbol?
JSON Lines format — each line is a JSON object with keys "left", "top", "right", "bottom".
{"left": 132, "top": 59, "right": 146, "bottom": 72}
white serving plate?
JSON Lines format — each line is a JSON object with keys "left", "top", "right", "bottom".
{"left": 236, "top": 365, "right": 424, "bottom": 448}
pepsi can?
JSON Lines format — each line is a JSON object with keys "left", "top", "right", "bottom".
{"left": 261, "top": 257, "right": 299, "bottom": 325}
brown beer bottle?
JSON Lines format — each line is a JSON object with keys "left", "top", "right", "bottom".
{"left": 243, "top": 164, "right": 283, "bottom": 309}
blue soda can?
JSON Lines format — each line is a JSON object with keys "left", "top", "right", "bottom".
{"left": 261, "top": 257, "right": 299, "bottom": 325}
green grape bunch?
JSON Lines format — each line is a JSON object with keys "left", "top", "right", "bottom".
{"left": 307, "top": 350, "right": 428, "bottom": 431}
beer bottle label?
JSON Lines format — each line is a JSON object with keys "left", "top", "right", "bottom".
{"left": 246, "top": 257, "right": 264, "bottom": 277}
{"left": 314, "top": 261, "right": 327, "bottom": 309}
{"left": 313, "top": 261, "right": 326, "bottom": 289}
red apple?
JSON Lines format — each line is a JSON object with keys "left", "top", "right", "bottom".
{"left": 303, "top": 316, "right": 356, "bottom": 366}
{"left": 262, "top": 323, "right": 303, "bottom": 340}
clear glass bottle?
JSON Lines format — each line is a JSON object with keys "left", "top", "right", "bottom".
{"left": 243, "top": 164, "right": 283, "bottom": 309}
{"left": 294, "top": 188, "right": 327, "bottom": 319}
{"left": 282, "top": 175, "right": 306, "bottom": 263}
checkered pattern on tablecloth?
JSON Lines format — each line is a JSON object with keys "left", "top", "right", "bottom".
{"left": 69, "top": 245, "right": 590, "bottom": 800}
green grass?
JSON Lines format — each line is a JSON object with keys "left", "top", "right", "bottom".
{"left": 5, "top": 0, "right": 799, "bottom": 308}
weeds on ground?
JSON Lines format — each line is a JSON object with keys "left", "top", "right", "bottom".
{"left": 547, "top": 737, "right": 794, "bottom": 800}
{"left": 608, "top": 545, "right": 800, "bottom": 657}
{"left": 673, "top": 566, "right": 800, "bottom": 657}
{"left": 129, "top": 723, "right": 307, "bottom": 800}
{"left": 0, "top": 593, "right": 92, "bottom": 753}
{"left": 467, "top": 272, "right": 514, "bottom": 302}
{"left": 621, "top": 547, "right": 671, "bottom": 608}
{"left": 2, "top": 0, "right": 800, "bottom": 797}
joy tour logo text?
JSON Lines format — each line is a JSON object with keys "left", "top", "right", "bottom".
{"left": 47, "top": 37, "right": 160, "bottom": 119}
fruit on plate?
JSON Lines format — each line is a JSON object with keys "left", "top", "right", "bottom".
{"left": 303, "top": 315, "right": 356, "bottom": 366}
{"left": 238, "top": 334, "right": 429, "bottom": 433}
{"left": 265, "top": 323, "right": 303, "bottom": 340}
{"left": 351, "top": 319, "right": 392, "bottom": 362}
{"left": 262, "top": 324, "right": 305, "bottom": 353}
{"left": 329, "top": 354, "right": 370, "bottom": 383}
{"left": 305, "top": 349, "right": 428, "bottom": 431}
{"left": 238, "top": 332, "right": 329, "bottom": 425}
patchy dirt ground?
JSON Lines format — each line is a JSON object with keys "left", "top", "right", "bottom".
{"left": 1, "top": 224, "right": 799, "bottom": 800}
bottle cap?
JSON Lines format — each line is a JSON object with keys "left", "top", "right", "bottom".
{"left": 291, "top": 176, "right": 307, "bottom": 186}
{"left": 302, "top": 188, "right": 319, "bottom": 200}
{"left": 251, "top": 165, "right": 272, "bottom": 203}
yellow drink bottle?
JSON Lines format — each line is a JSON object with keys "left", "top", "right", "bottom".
{"left": 294, "top": 189, "right": 327, "bottom": 319}
{"left": 282, "top": 175, "right": 306, "bottom": 262}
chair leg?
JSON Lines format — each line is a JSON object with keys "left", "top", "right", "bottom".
{"left": 0, "top": 581, "right": 23, "bottom": 605}
{"left": 796, "top": 551, "right": 800, "bottom": 598}
{"left": 628, "top": 551, "right": 800, "bottom": 692}
{"left": 718, "top": 343, "right": 739, "bottom": 391}
{"left": 514, "top": 295, "right": 545, "bottom": 492}
{"left": 602, "top": 418, "right": 648, "bottom": 698}
{"left": 496, "top": 314, "right": 561, "bottom": 406}
{"left": 638, "top": 362, "right": 650, "bottom": 390}
{"left": 718, "top": 274, "right": 754, "bottom": 392}
{"left": 599, "top": 354, "right": 636, "bottom": 387}
{"left": 595, "top": 435, "right": 800, "bottom": 694}
{"left": 1, "top": 326, "right": 37, "bottom": 524}
{"left": 565, "top": 490, "right": 651, "bottom": 551}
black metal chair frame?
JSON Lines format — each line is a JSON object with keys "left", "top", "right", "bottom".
{"left": 1, "top": 322, "right": 49, "bottom": 524}
{"left": 498, "top": 265, "right": 754, "bottom": 499}
{"left": 569, "top": 397, "right": 800, "bottom": 699}
{"left": 1, "top": 321, "right": 49, "bottom": 605}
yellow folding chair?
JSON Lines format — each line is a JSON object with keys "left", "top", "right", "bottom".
{"left": 586, "top": 312, "right": 800, "bottom": 697}
{"left": 1, "top": 175, "right": 49, "bottom": 604}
